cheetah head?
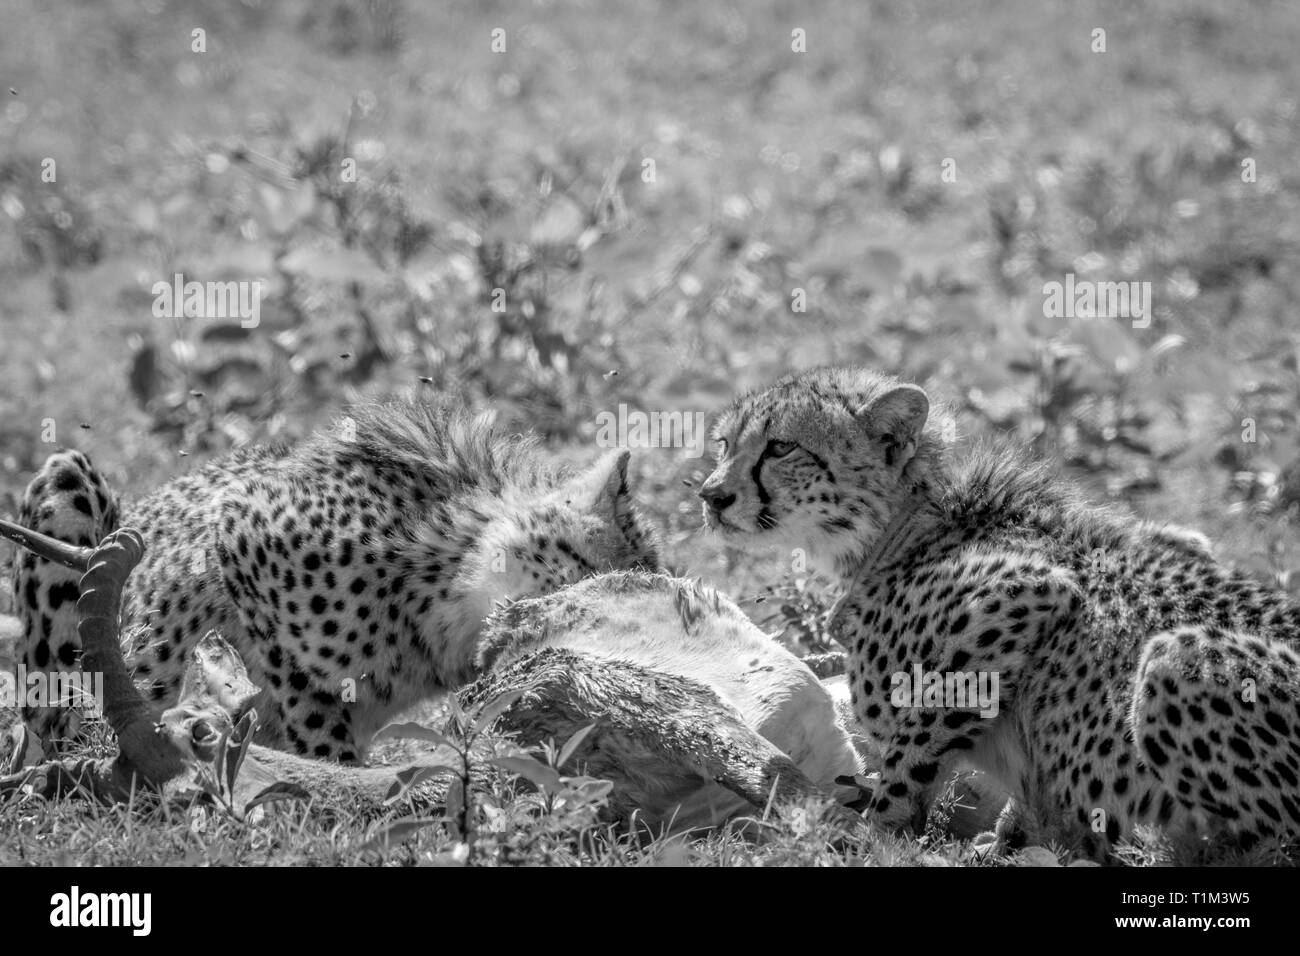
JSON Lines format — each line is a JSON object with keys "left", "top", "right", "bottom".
{"left": 468, "top": 449, "right": 661, "bottom": 604}
{"left": 700, "top": 367, "right": 951, "bottom": 575}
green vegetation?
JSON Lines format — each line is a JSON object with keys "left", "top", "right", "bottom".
{"left": 2, "top": 0, "right": 1298, "bottom": 864}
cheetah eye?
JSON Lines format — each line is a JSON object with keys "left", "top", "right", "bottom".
{"left": 768, "top": 440, "right": 798, "bottom": 458}
{"left": 714, "top": 437, "right": 729, "bottom": 458}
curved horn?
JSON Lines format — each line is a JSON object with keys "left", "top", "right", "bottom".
{"left": 0, "top": 516, "right": 94, "bottom": 571}
{"left": 76, "top": 528, "right": 185, "bottom": 784}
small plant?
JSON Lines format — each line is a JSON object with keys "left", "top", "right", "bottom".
{"left": 364, "top": 687, "right": 613, "bottom": 865}
{"left": 183, "top": 709, "right": 312, "bottom": 820}
{"left": 922, "top": 771, "right": 979, "bottom": 846}
{"left": 756, "top": 574, "right": 841, "bottom": 656}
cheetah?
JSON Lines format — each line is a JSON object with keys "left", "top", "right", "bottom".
{"left": 700, "top": 366, "right": 1300, "bottom": 855}
{"left": 8, "top": 401, "right": 660, "bottom": 762}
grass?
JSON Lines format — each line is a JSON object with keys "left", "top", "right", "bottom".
{"left": 2, "top": 0, "right": 1300, "bottom": 864}
{"left": 5, "top": 716, "right": 1288, "bottom": 866}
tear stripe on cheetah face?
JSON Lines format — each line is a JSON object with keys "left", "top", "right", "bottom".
{"left": 701, "top": 366, "right": 955, "bottom": 578}
{"left": 16, "top": 402, "right": 661, "bottom": 762}
{"left": 714, "top": 367, "right": 1300, "bottom": 854}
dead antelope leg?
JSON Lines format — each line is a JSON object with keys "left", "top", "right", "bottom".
{"left": 75, "top": 528, "right": 187, "bottom": 786}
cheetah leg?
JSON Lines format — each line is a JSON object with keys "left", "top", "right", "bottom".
{"left": 866, "top": 565, "right": 1081, "bottom": 834}
{"left": 1131, "top": 624, "right": 1300, "bottom": 849}
{"left": 276, "top": 651, "right": 365, "bottom": 763}
{"left": 869, "top": 709, "right": 1003, "bottom": 833}
{"left": 8, "top": 451, "right": 119, "bottom": 753}
{"left": 211, "top": 490, "right": 366, "bottom": 763}
{"left": 211, "top": 554, "right": 363, "bottom": 762}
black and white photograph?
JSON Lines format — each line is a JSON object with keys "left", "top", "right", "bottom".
{"left": 0, "top": 0, "right": 1296, "bottom": 918}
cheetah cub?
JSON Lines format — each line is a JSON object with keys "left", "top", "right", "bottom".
{"left": 702, "top": 366, "right": 1300, "bottom": 855}
{"left": 10, "top": 402, "right": 659, "bottom": 762}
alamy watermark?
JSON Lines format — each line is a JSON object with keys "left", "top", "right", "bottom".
{"left": 49, "top": 886, "right": 151, "bottom": 936}
{"left": 1, "top": 664, "right": 104, "bottom": 716}
{"left": 890, "top": 664, "right": 1000, "bottom": 718}
{"left": 151, "top": 273, "right": 262, "bottom": 328}
{"left": 595, "top": 404, "right": 707, "bottom": 459}
{"left": 1042, "top": 273, "right": 1151, "bottom": 329}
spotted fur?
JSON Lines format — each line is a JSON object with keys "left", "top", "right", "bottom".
{"left": 14, "top": 402, "right": 660, "bottom": 761}
{"left": 705, "top": 366, "right": 1300, "bottom": 855}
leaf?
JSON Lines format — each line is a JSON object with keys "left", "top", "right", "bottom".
{"left": 211, "top": 732, "right": 230, "bottom": 799}
{"left": 372, "top": 722, "right": 457, "bottom": 749}
{"left": 444, "top": 690, "right": 468, "bottom": 732}
{"left": 190, "top": 764, "right": 224, "bottom": 801}
{"left": 489, "top": 755, "right": 563, "bottom": 793}
{"left": 421, "top": 842, "right": 470, "bottom": 867}
{"left": 567, "top": 776, "right": 614, "bottom": 803}
{"left": 554, "top": 775, "right": 614, "bottom": 813}
{"left": 223, "top": 734, "right": 243, "bottom": 799}
{"left": 278, "top": 245, "right": 384, "bottom": 283}
{"left": 234, "top": 709, "right": 259, "bottom": 741}
{"left": 1069, "top": 319, "right": 1141, "bottom": 374}
{"left": 530, "top": 195, "right": 586, "bottom": 247}
{"left": 126, "top": 340, "right": 158, "bottom": 407}
{"left": 383, "top": 761, "right": 461, "bottom": 805}
{"left": 199, "top": 322, "right": 255, "bottom": 343}
{"left": 472, "top": 687, "right": 528, "bottom": 733}
{"left": 579, "top": 778, "right": 614, "bottom": 801}
{"left": 356, "top": 817, "right": 441, "bottom": 854}
{"left": 556, "top": 722, "right": 598, "bottom": 770}
{"left": 225, "top": 712, "right": 257, "bottom": 797}
{"left": 243, "top": 781, "right": 311, "bottom": 812}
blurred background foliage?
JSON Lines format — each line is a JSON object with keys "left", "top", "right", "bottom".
{"left": 2, "top": 0, "right": 1299, "bottom": 649}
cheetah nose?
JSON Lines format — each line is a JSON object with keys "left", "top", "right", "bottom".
{"left": 699, "top": 486, "right": 736, "bottom": 515}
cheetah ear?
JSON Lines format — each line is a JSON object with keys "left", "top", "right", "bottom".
{"left": 566, "top": 449, "right": 632, "bottom": 515}
{"left": 858, "top": 384, "right": 929, "bottom": 468}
